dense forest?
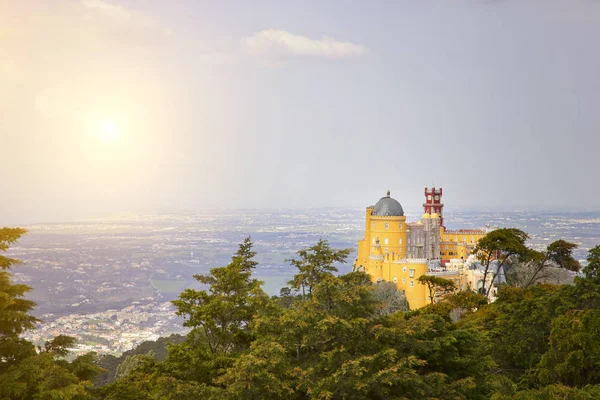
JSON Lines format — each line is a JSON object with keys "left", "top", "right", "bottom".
{"left": 2, "top": 227, "right": 600, "bottom": 399}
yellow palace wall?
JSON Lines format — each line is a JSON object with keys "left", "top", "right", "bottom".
{"left": 356, "top": 191, "right": 489, "bottom": 310}
{"left": 363, "top": 254, "right": 431, "bottom": 309}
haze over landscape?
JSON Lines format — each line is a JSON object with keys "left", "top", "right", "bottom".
{"left": 2, "top": 0, "right": 600, "bottom": 225}
{"left": 3, "top": 2, "right": 600, "bottom": 399}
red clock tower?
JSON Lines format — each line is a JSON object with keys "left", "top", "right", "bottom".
{"left": 423, "top": 185, "right": 444, "bottom": 228}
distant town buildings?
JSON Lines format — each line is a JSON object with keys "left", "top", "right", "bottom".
{"left": 22, "top": 302, "right": 186, "bottom": 355}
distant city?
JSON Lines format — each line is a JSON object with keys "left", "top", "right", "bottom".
{"left": 11, "top": 208, "right": 600, "bottom": 354}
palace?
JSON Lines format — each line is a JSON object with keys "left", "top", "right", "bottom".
{"left": 355, "top": 187, "right": 493, "bottom": 309}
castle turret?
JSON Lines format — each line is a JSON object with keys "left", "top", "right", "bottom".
{"left": 424, "top": 185, "right": 444, "bottom": 228}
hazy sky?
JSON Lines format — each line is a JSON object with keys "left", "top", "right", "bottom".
{"left": 1, "top": 0, "right": 599, "bottom": 224}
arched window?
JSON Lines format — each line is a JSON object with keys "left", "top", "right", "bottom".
{"left": 384, "top": 238, "right": 389, "bottom": 245}
{"left": 384, "top": 222, "right": 389, "bottom": 229}
{"left": 393, "top": 277, "right": 397, "bottom": 283}
{"left": 399, "top": 238, "right": 403, "bottom": 245}
{"left": 399, "top": 223, "right": 403, "bottom": 229}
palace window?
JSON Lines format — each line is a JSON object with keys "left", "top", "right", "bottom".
{"left": 384, "top": 238, "right": 389, "bottom": 245}
{"left": 372, "top": 238, "right": 375, "bottom": 244}
{"left": 410, "top": 280, "right": 414, "bottom": 287}
{"left": 399, "top": 248, "right": 402, "bottom": 253}
{"left": 402, "top": 277, "right": 406, "bottom": 283}
{"left": 403, "top": 266, "right": 407, "bottom": 272}
{"left": 371, "top": 222, "right": 375, "bottom": 229}
{"left": 384, "top": 222, "right": 389, "bottom": 229}
{"left": 399, "top": 223, "right": 403, "bottom": 229}
{"left": 384, "top": 248, "right": 388, "bottom": 252}
{"left": 393, "top": 277, "right": 397, "bottom": 283}
{"left": 409, "top": 269, "right": 415, "bottom": 278}
{"left": 399, "top": 238, "right": 403, "bottom": 245}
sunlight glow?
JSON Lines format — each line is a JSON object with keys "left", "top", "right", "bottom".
{"left": 97, "top": 117, "right": 121, "bottom": 140}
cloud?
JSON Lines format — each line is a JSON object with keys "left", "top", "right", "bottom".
{"left": 80, "top": 0, "right": 171, "bottom": 40}
{"left": 242, "top": 29, "right": 365, "bottom": 60}
{"left": 81, "top": 0, "right": 130, "bottom": 21}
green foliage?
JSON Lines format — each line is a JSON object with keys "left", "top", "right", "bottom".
{"left": 94, "top": 334, "right": 185, "bottom": 386}
{"left": 12, "top": 235, "right": 595, "bottom": 400}
{"left": 0, "top": 228, "right": 39, "bottom": 371}
{"left": 571, "top": 245, "right": 600, "bottom": 310}
{"left": 115, "top": 351, "right": 156, "bottom": 380}
{"left": 447, "top": 290, "right": 488, "bottom": 314}
{"left": 461, "top": 284, "right": 572, "bottom": 384}
{"left": 287, "top": 239, "right": 351, "bottom": 297}
{"left": 537, "top": 309, "right": 600, "bottom": 387}
{"left": 0, "top": 353, "right": 97, "bottom": 400}
{"left": 270, "top": 286, "right": 298, "bottom": 309}
{"left": 172, "top": 237, "right": 269, "bottom": 356}
{"left": 582, "top": 245, "right": 600, "bottom": 284}
{"left": 506, "top": 240, "right": 580, "bottom": 288}
{"left": 372, "top": 281, "right": 409, "bottom": 316}
{"left": 0, "top": 228, "right": 103, "bottom": 399}
{"left": 417, "top": 274, "right": 457, "bottom": 304}
{"left": 474, "top": 228, "right": 529, "bottom": 296}
{"left": 547, "top": 240, "right": 580, "bottom": 272}
{"left": 43, "top": 335, "right": 77, "bottom": 357}
{"left": 505, "top": 384, "right": 600, "bottom": 399}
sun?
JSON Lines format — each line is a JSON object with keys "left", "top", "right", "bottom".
{"left": 97, "top": 117, "right": 121, "bottom": 140}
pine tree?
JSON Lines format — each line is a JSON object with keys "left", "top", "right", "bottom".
{"left": 0, "top": 228, "right": 37, "bottom": 371}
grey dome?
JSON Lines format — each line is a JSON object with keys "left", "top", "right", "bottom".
{"left": 372, "top": 191, "right": 404, "bottom": 216}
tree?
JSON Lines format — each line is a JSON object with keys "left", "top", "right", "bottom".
{"left": 173, "top": 237, "right": 268, "bottom": 356}
{"left": 0, "top": 228, "right": 38, "bottom": 371}
{"left": 0, "top": 228, "right": 102, "bottom": 399}
{"left": 446, "top": 290, "right": 488, "bottom": 314}
{"left": 372, "top": 281, "right": 409, "bottom": 316}
{"left": 582, "top": 245, "right": 600, "bottom": 284}
{"left": 572, "top": 245, "right": 600, "bottom": 310}
{"left": 506, "top": 240, "right": 580, "bottom": 289}
{"left": 547, "top": 240, "right": 581, "bottom": 272}
{"left": 273, "top": 286, "right": 295, "bottom": 309}
{"left": 417, "top": 275, "right": 456, "bottom": 304}
{"left": 537, "top": 309, "right": 600, "bottom": 387}
{"left": 94, "top": 334, "right": 185, "bottom": 386}
{"left": 43, "top": 335, "right": 77, "bottom": 357}
{"left": 472, "top": 228, "right": 529, "bottom": 297}
{"left": 460, "top": 284, "right": 574, "bottom": 385}
{"left": 508, "top": 384, "right": 600, "bottom": 400}
{"left": 115, "top": 351, "right": 156, "bottom": 380}
{"left": 287, "top": 239, "right": 351, "bottom": 298}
